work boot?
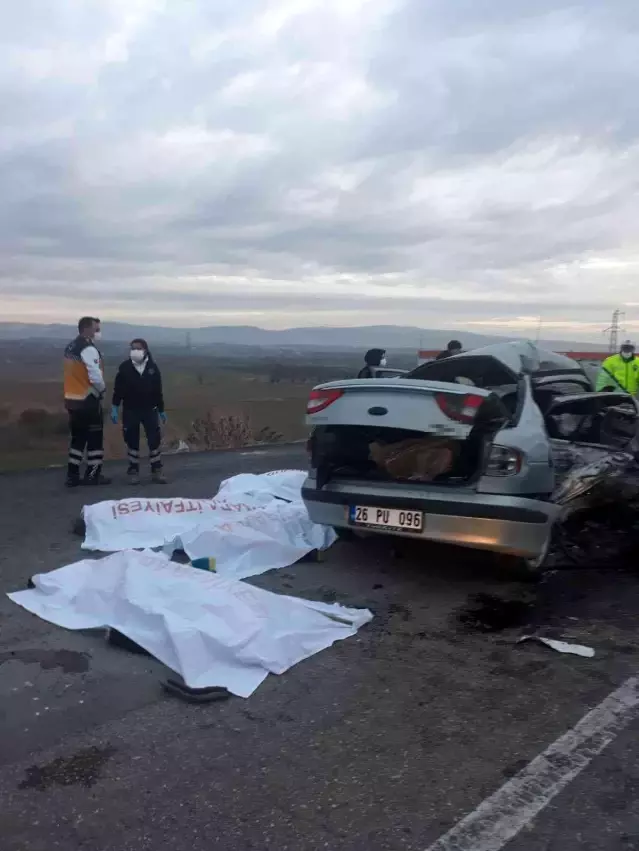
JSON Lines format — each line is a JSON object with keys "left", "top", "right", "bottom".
{"left": 83, "top": 469, "right": 112, "bottom": 486}
{"left": 151, "top": 470, "right": 168, "bottom": 484}
{"left": 65, "top": 476, "right": 81, "bottom": 489}
{"left": 128, "top": 469, "right": 141, "bottom": 486}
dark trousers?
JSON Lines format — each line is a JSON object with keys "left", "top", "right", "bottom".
{"left": 123, "top": 408, "right": 162, "bottom": 472}
{"left": 67, "top": 399, "right": 104, "bottom": 481}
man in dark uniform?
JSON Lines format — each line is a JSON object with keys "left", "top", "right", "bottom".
{"left": 63, "top": 316, "right": 111, "bottom": 487}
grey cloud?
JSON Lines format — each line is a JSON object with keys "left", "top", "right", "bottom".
{"left": 1, "top": 1, "right": 639, "bottom": 334}
{"left": 365, "top": 2, "right": 639, "bottom": 161}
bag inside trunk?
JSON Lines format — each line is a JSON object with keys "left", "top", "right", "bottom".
{"left": 311, "top": 424, "right": 494, "bottom": 487}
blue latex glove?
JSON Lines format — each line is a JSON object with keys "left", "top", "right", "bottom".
{"left": 159, "top": 411, "right": 167, "bottom": 425}
{"left": 110, "top": 405, "right": 118, "bottom": 425}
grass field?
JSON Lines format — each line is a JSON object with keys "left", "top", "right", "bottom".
{"left": 0, "top": 353, "right": 316, "bottom": 472}
{"left": 0, "top": 340, "right": 422, "bottom": 472}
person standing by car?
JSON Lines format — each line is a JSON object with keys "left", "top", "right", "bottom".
{"left": 358, "top": 348, "right": 387, "bottom": 378}
{"left": 596, "top": 340, "right": 639, "bottom": 395}
{"left": 435, "top": 340, "right": 463, "bottom": 360}
{"left": 111, "top": 339, "right": 167, "bottom": 484}
{"left": 63, "top": 316, "right": 111, "bottom": 488}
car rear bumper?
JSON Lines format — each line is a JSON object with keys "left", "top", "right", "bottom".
{"left": 302, "top": 477, "right": 560, "bottom": 559}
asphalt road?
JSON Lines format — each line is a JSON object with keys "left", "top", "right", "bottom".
{"left": 2, "top": 447, "right": 639, "bottom": 850}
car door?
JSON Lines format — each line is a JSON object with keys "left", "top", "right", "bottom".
{"left": 545, "top": 392, "right": 639, "bottom": 509}
{"left": 544, "top": 391, "right": 639, "bottom": 482}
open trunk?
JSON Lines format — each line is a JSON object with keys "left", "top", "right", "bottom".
{"left": 307, "top": 378, "right": 511, "bottom": 489}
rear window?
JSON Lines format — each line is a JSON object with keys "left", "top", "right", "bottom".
{"left": 408, "top": 355, "right": 517, "bottom": 390}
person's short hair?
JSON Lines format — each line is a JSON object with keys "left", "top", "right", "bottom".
{"left": 448, "top": 340, "right": 462, "bottom": 351}
{"left": 78, "top": 316, "right": 100, "bottom": 334}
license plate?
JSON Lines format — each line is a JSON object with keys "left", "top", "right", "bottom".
{"left": 349, "top": 505, "right": 424, "bottom": 532}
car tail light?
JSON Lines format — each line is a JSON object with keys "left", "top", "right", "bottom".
{"left": 435, "top": 392, "right": 485, "bottom": 424}
{"left": 485, "top": 445, "right": 522, "bottom": 476}
{"left": 307, "top": 388, "right": 344, "bottom": 415}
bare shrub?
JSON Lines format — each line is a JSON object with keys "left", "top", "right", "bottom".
{"left": 186, "top": 412, "right": 284, "bottom": 451}
{"left": 186, "top": 412, "right": 253, "bottom": 450}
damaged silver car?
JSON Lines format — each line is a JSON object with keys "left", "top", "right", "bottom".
{"left": 302, "top": 341, "right": 639, "bottom": 570}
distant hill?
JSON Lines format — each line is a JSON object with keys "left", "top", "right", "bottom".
{"left": 0, "top": 321, "right": 607, "bottom": 352}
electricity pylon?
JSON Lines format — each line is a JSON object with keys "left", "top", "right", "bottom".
{"left": 603, "top": 309, "right": 623, "bottom": 353}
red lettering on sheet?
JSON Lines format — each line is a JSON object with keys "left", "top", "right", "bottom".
{"left": 175, "top": 500, "right": 185, "bottom": 514}
{"left": 117, "top": 504, "right": 130, "bottom": 515}
{"left": 160, "top": 502, "right": 174, "bottom": 514}
{"left": 112, "top": 506, "right": 117, "bottom": 519}
{"left": 144, "top": 501, "right": 158, "bottom": 513}
{"left": 184, "top": 500, "right": 202, "bottom": 513}
{"left": 129, "top": 501, "right": 143, "bottom": 513}
{"left": 221, "top": 502, "right": 248, "bottom": 513}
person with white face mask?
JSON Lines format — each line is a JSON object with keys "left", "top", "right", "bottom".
{"left": 111, "top": 338, "right": 167, "bottom": 484}
{"left": 596, "top": 340, "right": 639, "bottom": 395}
{"left": 357, "top": 348, "right": 387, "bottom": 378}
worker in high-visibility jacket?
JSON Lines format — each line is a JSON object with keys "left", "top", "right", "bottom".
{"left": 63, "top": 316, "right": 110, "bottom": 487}
{"left": 596, "top": 340, "right": 639, "bottom": 395}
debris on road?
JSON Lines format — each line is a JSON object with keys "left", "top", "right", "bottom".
{"left": 162, "top": 678, "right": 231, "bottom": 704}
{"left": 518, "top": 635, "right": 595, "bottom": 658}
{"left": 8, "top": 549, "right": 373, "bottom": 697}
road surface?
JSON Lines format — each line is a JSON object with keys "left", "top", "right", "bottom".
{"left": 2, "top": 447, "right": 639, "bottom": 850}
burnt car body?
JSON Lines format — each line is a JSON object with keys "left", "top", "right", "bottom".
{"left": 302, "top": 341, "right": 639, "bottom": 569}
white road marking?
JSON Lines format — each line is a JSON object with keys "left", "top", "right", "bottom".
{"left": 425, "top": 676, "right": 639, "bottom": 851}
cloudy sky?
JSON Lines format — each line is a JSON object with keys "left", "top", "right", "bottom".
{"left": 2, "top": 0, "right": 639, "bottom": 340}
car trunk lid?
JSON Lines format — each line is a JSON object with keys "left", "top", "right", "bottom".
{"left": 307, "top": 379, "right": 506, "bottom": 438}
{"left": 306, "top": 379, "right": 510, "bottom": 488}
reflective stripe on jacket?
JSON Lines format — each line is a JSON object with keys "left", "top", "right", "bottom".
{"left": 595, "top": 354, "right": 639, "bottom": 394}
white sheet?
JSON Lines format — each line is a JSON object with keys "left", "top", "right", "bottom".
{"left": 81, "top": 470, "right": 336, "bottom": 580}
{"left": 8, "top": 550, "right": 372, "bottom": 697}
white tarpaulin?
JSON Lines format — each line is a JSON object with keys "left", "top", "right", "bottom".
{"left": 8, "top": 550, "right": 372, "bottom": 697}
{"left": 81, "top": 470, "right": 335, "bottom": 580}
